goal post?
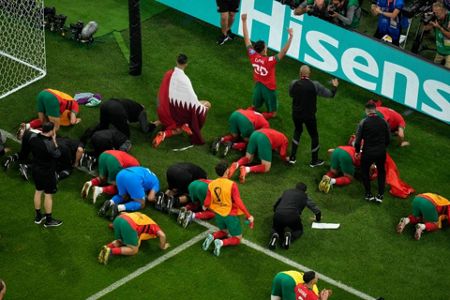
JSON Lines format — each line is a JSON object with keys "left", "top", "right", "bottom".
{"left": 0, "top": 0, "right": 46, "bottom": 99}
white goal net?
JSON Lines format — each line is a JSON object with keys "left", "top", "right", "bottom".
{"left": 0, "top": 0, "right": 46, "bottom": 99}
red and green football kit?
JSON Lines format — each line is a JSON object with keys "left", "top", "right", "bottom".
{"left": 377, "top": 106, "right": 406, "bottom": 131}
{"left": 247, "top": 47, "right": 278, "bottom": 90}
{"left": 238, "top": 109, "right": 270, "bottom": 131}
{"left": 408, "top": 193, "right": 450, "bottom": 232}
{"left": 246, "top": 128, "right": 288, "bottom": 162}
{"left": 295, "top": 283, "right": 319, "bottom": 300}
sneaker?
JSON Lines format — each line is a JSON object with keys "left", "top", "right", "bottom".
{"left": 16, "top": 123, "right": 27, "bottom": 140}
{"left": 87, "top": 156, "right": 97, "bottom": 172}
{"left": 202, "top": 233, "right": 214, "bottom": 251}
{"left": 222, "top": 141, "right": 233, "bottom": 157}
{"left": 211, "top": 138, "right": 221, "bottom": 155}
{"left": 180, "top": 123, "right": 193, "bottom": 135}
{"left": 81, "top": 181, "right": 92, "bottom": 199}
{"left": 288, "top": 156, "right": 296, "bottom": 165}
{"left": 109, "top": 204, "right": 119, "bottom": 221}
{"left": 182, "top": 211, "right": 194, "bottom": 228}
{"left": 34, "top": 215, "right": 46, "bottom": 225}
{"left": 217, "top": 34, "right": 231, "bottom": 45}
{"left": 268, "top": 232, "right": 279, "bottom": 250}
{"left": 3, "top": 154, "right": 18, "bottom": 170}
{"left": 98, "top": 246, "right": 106, "bottom": 264}
{"left": 92, "top": 186, "right": 103, "bottom": 204}
{"left": 283, "top": 232, "right": 292, "bottom": 249}
{"left": 18, "top": 164, "right": 30, "bottom": 181}
{"left": 160, "top": 194, "right": 167, "bottom": 212}
{"left": 98, "top": 245, "right": 111, "bottom": 265}
{"left": 374, "top": 194, "right": 383, "bottom": 204}
{"left": 414, "top": 224, "right": 424, "bottom": 240}
{"left": 177, "top": 207, "right": 187, "bottom": 225}
{"left": 155, "top": 192, "right": 164, "bottom": 210}
{"left": 213, "top": 239, "right": 224, "bottom": 256}
{"left": 364, "top": 193, "right": 375, "bottom": 202}
{"left": 321, "top": 176, "right": 332, "bottom": 194}
{"left": 227, "top": 162, "right": 239, "bottom": 179}
{"left": 165, "top": 196, "right": 174, "bottom": 214}
{"left": 239, "top": 166, "right": 247, "bottom": 184}
{"left": 152, "top": 131, "right": 165, "bottom": 148}
{"left": 44, "top": 218, "right": 63, "bottom": 228}
{"left": 79, "top": 153, "right": 87, "bottom": 167}
{"left": 396, "top": 217, "right": 408, "bottom": 234}
{"left": 58, "top": 170, "right": 70, "bottom": 180}
{"left": 309, "top": 160, "right": 325, "bottom": 168}
{"left": 227, "top": 30, "right": 235, "bottom": 40}
{"left": 98, "top": 200, "right": 112, "bottom": 216}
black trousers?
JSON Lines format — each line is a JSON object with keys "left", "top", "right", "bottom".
{"left": 361, "top": 152, "right": 386, "bottom": 195}
{"left": 290, "top": 113, "right": 319, "bottom": 162}
{"left": 272, "top": 211, "right": 303, "bottom": 241}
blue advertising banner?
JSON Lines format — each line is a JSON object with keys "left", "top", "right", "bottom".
{"left": 156, "top": 0, "right": 450, "bottom": 124}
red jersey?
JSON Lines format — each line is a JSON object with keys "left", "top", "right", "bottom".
{"left": 247, "top": 46, "right": 278, "bottom": 90}
{"left": 294, "top": 283, "right": 319, "bottom": 300}
{"left": 377, "top": 107, "right": 406, "bottom": 130}
{"left": 203, "top": 180, "right": 251, "bottom": 218}
{"left": 237, "top": 109, "right": 269, "bottom": 130}
{"left": 106, "top": 150, "right": 140, "bottom": 168}
{"left": 337, "top": 146, "right": 360, "bottom": 167}
{"left": 258, "top": 128, "right": 289, "bottom": 160}
{"left": 46, "top": 88, "right": 79, "bottom": 113}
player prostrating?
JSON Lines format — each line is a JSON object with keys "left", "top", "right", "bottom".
{"left": 202, "top": 161, "right": 254, "bottom": 256}
{"left": 241, "top": 13, "right": 293, "bottom": 119}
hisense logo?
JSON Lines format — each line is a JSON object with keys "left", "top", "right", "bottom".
{"left": 238, "top": 0, "right": 450, "bottom": 123}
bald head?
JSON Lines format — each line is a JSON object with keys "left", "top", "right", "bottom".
{"left": 300, "top": 65, "right": 311, "bottom": 77}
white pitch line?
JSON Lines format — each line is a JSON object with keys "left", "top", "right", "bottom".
{"left": 86, "top": 231, "right": 208, "bottom": 300}
{"left": 195, "top": 219, "right": 377, "bottom": 300}
{"left": 0, "top": 128, "right": 376, "bottom": 300}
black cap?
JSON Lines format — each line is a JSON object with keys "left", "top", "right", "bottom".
{"left": 303, "top": 271, "right": 316, "bottom": 283}
{"left": 296, "top": 182, "right": 307, "bottom": 192}
{"left": 41, "top": 122, "right": 54, "bottom": 133}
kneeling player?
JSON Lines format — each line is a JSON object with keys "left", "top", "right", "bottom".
{"left": 271, "top": 270, "right": 320, "bottom": 300}
{"left": 98, "top": 212, "right": 169, "bottom": 264}
{"left": 376, "top": 104, "right": 409, "bottom": 147}
{"left": 202, "top": 161, "right": 254, "bottom": 256}
{"left": 294, "top": 271, "right": 332, "bottom": 300}
{"left": 98, "top": 166, "right": 160, "bottom": 220}
{"left": 177, "top": 179, "right": 215, "bottom": 228}
{"left": 211, "top": 108, "right": 269, "bottom": 157}
{"left": 227, "top": 128, "right": 288, "bottom": 183}
{"left": 81, "top": 150, "right": 140, "bottom": 203}
{"left": 396, "top": 193, "right": 449, "bottom": 240}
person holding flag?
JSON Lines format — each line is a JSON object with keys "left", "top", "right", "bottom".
{"left": 201, "top": 161, "right": 254, "bottom": 256}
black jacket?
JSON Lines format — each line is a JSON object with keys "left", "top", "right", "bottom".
{"left": 273, "top": 188, "right": 321, "bottom": 221}
{"left": 354, "top": 113, "right": 390, "bottom": 157}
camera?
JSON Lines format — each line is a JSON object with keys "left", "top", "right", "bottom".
{"left": 421, "top": 11, "right": 437, "bottom": 24}
{"left": 69, "top": 21, "right": 84, "bottom": 41}
{"left": 402, "top": 0, "right": 434, "bottom": 18}
{"left": 275, "top": 0, "right": 302, "bottom": 9}
{"left": 43, "top": 7, "right": 66, "bottom": 33}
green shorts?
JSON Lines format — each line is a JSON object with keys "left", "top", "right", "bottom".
{"left": 228, "top": 111, "right": 255, "bottom": 138}
{"left": 330, "top": 148, "right": 355, "bottom": 176}
{"left": 247, "top": 131, "right": 272, "bottom": 162}
{"left": 36, "top": 90, "right": 60, "bottom": 117}
{"left": 114, "top": 216, "right": 139, "bottom": 246}
{"left": 412, "top": 196, "right": 438, "bottom": 222}
{"left": 214, "top": 214, "right": 242, "bottom": 236}
{"left": 252, "top": 82, "right": 277, "bottom": 112}
{"left": 98, "top": 153, "right": 123, "bottom": 183}
{"left": 271, "top": 273, "right": 297, "bottom": 300}
{"left": 188, "top": 180, "right": 209, "bottom": 205}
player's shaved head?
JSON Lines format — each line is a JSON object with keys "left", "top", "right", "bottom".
{"left": 300, "top": 65, "right": 311, "bottom": 77}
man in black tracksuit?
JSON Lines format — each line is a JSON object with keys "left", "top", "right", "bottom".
{"left": 354, "top": 101, "right": 390, "bottom": 203}
{"left": 29, "top": 122, "right": 63, "bottom": 228}
{"left": 269, "top": 182, "right": 321, "bottom": 250}
{"left": 288, "top": 65, "right": 339, "bottom": 167}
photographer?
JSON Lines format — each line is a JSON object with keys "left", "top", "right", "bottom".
{"left": 424, "top": 2, "right": 450, "bottom": 68}
{"left": 328, "top": 0, "right": 362, "bottom": 29}
{"left": 294, "top": 0, "right": 331, "bottom": 20}
{"left": 371, "top": 0, "right": 405, "bottom": 46}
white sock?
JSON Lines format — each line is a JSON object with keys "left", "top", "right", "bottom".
{"left": 330, "top": 178, "right": 336, "bottom": 185}
{"left": 191, "top": 213, "right": 195, "bottom": 220}
{"left": 418, "top": 223, "right": 426, "bottom": 230}
{"left": 403, "top": 218, "right": 410, "bottom": 225}
{"left": 245, "top": 167, "right": 250, "bottom": 173}
{"left": 118, "top": 204, "right": 126, "bottom": 212}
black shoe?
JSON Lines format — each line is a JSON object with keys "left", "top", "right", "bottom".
{"left": 147, "top": 123, "right": 156, "bottom": 135}
{"left": 87, "top": 156, "right": 97, "bottom": 172}
{"left": 109, "top": 204, "right": 119, "bottom": 221}
{"left": 227, "top": 30, "right": 235, "bottom": 40}
{"left": 217, "top": 34, "right": 231, "bottom": 45}
{"left": 288, "top": 156, "right": 296, "bottom": 165}
{"left": 34, "top": 215, "right": 46, "bottom": 224}
{"left": 268, "top": 232, "right": 279, "bottom": 250}
{"left": 283, "top": 232, "right": 292, "bottom": 249}
{"left": 79, "top": 153, "right": 87, "bottom": 167}
{"left": 58, "top": 170, "right": 71, "bottom": 181}
{"left": 211, "top": 138, "right": 221, "bottom": 155}
{"left": 3, "top": 154, "right": 18, "bottom": 170}
{"left": 166, "top": 196, "right": 174, "bottom": 214}
{"left": 222, "top": 141, "right": 233, "bottom": 157}
{"left": 155, "top": 192, "right": 164, "bottom": 210}
{"left": 19, "top": 163, "right": 30, "bottom": 181}
{"left": 375, "top": 194, "right": 383, "bottom": 204}
{"left": 44, "top": 218, "right": 63, "bottom": 228}
{"left": 365, "top": 193, "right": 375, "bottom": 202}
{"left": 98, "top": 200, "right": 112, "bottom": 216}
{"left": 309, "top": 160, "right": 324, "bottom": 168}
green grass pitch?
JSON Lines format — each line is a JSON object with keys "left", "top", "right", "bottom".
{"left": 0, "top": 2, "right": 449, "bottom": 299}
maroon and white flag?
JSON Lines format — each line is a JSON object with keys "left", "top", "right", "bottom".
{"left": 157, "top": 67, "right": 208, "bottom": 145}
